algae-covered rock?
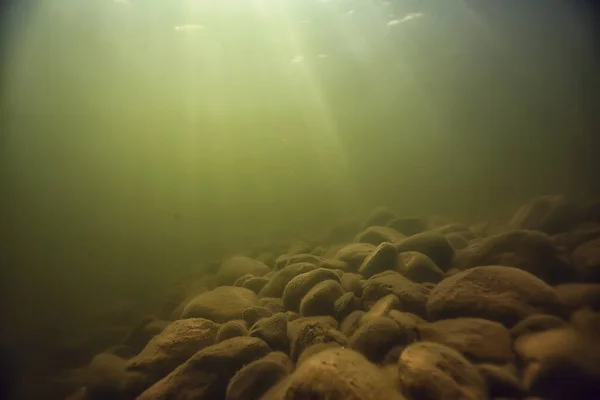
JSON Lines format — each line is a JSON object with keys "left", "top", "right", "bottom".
{"left": 181, "top": 286, "right": 258, "bottom": 323}
{"left": 427, "top": 266, "right": 564, "bottom": 326}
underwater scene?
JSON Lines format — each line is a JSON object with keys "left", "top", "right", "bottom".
{"left": 0, "top": 0, "right": 599, "bottom": 399}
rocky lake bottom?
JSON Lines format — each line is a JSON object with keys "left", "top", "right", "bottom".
{"left": 13, "top": 194, "right": 600, "bottom": 400}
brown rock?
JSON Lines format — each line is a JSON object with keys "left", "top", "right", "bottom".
{"left": 361, "top": 294, "right": 400, "bottom": 325}
{"left": 216, "top": 320, "right": 248, "bottom": 343}
{"left": 395, "top": 231, "right": 455, "bottom": 271}
{"left": 554, "top": 283, "right": 600, "bottom": 312}
{"left": 340, "top": 272, "right": 363, "bottom": 296}
{"left": 282, "top": 268, "right": 340, "bottom": 312}
{"left": 388, "top": 310, "right": 427, "bottom": 331}
{"left": 427, "top": 266, "right": 565, "bottom": 327}
{"left": 181, "top": 286, "right": 259, "bottom": 323}
{"left": 287, "top": 315, "right": 339, "bottom": 342}
{"left": 340, "top": 310, "right": 365, "bottom": 338}
{"left": 572, "top": 237, "right": 600, "bottom": 282}
{"left": 243, "top": 277, "right": 269, "bottom": 294}
{"left": 296, "top": 342, "right": 344, "bottom": 365}
{"left": 349, "top": 316, "right": 417, "bottom": 363}
{"left": 259, "top": 263, "right": 317, "bottom": 298}
{"left": 355, "top": 226, "right": 405, "bottom": 245}
{"left": 362, "top": 270, "right": 430, "bottom": 316}
{"left": 312, "top": 246, "right": 326, "bottom": 256}
{"left": 262, "top": 348, "right": 405, "bottom": 400}
{"left": 510, "top": 314, "right": 567, "bottom": 338}
{"left": 476, "top": 363, "right": 525, "bottom": 398}
{"left": 299, "top": 280, "right": 345, "bottom": 317}
{"left": 358, "top": 242, "right": 397, "bottom": 278}
{"left": 289, "top": 318, "right": 347, "bottom": 362}
{"left": 225, "top": 356, "right": 289, "bottom": 400}
{"left": 256, "top": 252, "right": 276, "bottom": 268}
{"left": 514, "top": 326, "right": 600, "bottom": 400}
{"left": 249, "top": 313, "right": 289, "bottom": 353}
{"left": 418, "top": 318, "right": 514, "bottom": 363}
{"left": 124, "top": 318, "right": 218, "bottom": 397}
{"left": 256, "top": 297, "right": 285, "bottom": 314}
{"left": 285, "top": 253, "right": 323, "bottom": 266}
{"left": 137, "top": 337, "right": 271, "bottom": 400}
{"left": 318, "top": 258, "right": 351, "bottom": 272}
{"left": 552, "top": 223, "right": 600, "bottom": 252}
{"left": 71, "top": 353, "right": 128, "bottom": 400}
{"left": 453, "top": 229, "right": 573, "bottom": 284}
{"left": 243, "top": 306, "right": 272, "bottom": 327}
{"left": 233, "top": 274, "right": 254, "bottom": 287}
{"left": 120, "top": 319, "right": 169, "bottom": 357}
{"left": 216, "top": 257, "right": 271, "bottom": 285}
{"left": 334, "top": 292, "right": 362, "bottom": 322}
{"left": 396, "top": 251, "right": 444, "bottom": 283}
{"left": 446, "top": 233, "right": 469, "bottom": 249}
{"left": 283, "top": 311, "right": 299, "bottom": 322}
{"left": 397, "top": 342, "right": 487, "bottom": 400}
{"left": 333, "top": 243, "right": 376, "bottom": 271}
{"left": 509, "top": 195, "right": 581, "bottom": 235}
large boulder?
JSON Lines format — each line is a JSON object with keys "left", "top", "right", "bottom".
{"left": 259, "top": 263, "right": 317, "bottom": 298}
{"left": 418, "top": 318, "right": 514, "bottom": 363}
{"left": 282, "top": 268, "right": 340, "bottom": 312}
{"left": 261, "top": 348, "right": 405, "bottom": 400}
{"left": 427, "top": 266, "right": 565, "bottom": 326}
{"left": 453, "top": 229, "right": 573, "bottom": 284}
{"left": 394, "top": 232, "right": 455, "bottom": 271}
{"left": 397, "top": 342, "right": 487, "bottom": 400}
{"left": 362, "top": 270, "right": 430, "bottom": 317}
{"left": 181, "top": 286, "right": 259, "bottom": 323}
{"left": 124, "top": 318, "right": 218, "bottom": 397}
{"left": 217, "top": 257, "right": 271, "bottom": 285}
{"left": 572, "top": 237, "right": 600, "bottom": 282}
{"left": 137, "top": 337, "right": 271, "bottom": 400}
{"left": 509, "top": 195, "right": 581, "bottom": 235}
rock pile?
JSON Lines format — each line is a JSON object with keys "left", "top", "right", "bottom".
{"left": 61, "top": 195, "right": 600, "bottom": 400}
